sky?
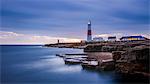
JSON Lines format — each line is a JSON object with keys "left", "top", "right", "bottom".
{"left": 1, "top": 0, "right": 150, "bottom": 44}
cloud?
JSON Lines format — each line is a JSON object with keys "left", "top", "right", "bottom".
{"left": 0, "top": 31, "right": 81, "bottom": 44}
{"left": 0, "top": 31, "right": 149, "bottom": 44}
{"left": 1, "top": 0, "right": 149, "bottom": 40}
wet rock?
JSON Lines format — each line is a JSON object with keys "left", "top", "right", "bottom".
{"left": 114, "top": 46, "right": 150, "bottom": 77}
{"left": 99, "top": 60, "right": 115, "bottom": 71}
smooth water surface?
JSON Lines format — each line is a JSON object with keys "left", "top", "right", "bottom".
{"left": 1, "top": 45, "right": 117, "bottom": 84}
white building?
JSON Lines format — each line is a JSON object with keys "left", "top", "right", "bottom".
{"left": 93, "top": 37, "right": 104, "bottom": 42}
{"left": 108, "top": 36, "right": 116, "bottom": 41}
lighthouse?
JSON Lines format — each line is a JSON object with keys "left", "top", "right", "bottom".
{"left": 87, "top": 20, "right": 92, "bottom": 42}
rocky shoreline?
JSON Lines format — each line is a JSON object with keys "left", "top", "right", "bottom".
{"left": 85, "top": 40, "right": 149, "bottom": 77}
{"left": 45, "top": 40, "right": 150, "bottom": 81}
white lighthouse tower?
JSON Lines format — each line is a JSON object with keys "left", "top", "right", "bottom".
{"left": 87, "top": 20, "right": 92, "bottom": 42}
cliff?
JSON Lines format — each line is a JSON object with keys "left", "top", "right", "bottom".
{"left": 84, "top": 40, "right": 150, "bottom": 78}
{"left": 113, "top": 46, "right": 149, "bottom": 77}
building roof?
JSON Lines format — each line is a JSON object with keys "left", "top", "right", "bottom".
{"left": 120, "top": 36, "right": 144, "bottom": 39}
{"left": 108, "top": 36, "right": 116, "bottom": 39}
{"left": 93, "top": 37, "right": 103, "bottom": 39}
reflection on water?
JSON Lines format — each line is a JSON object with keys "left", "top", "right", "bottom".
{"left": 16, "top": 56, "right": 82, "bottom": 73}
{"left": 51, "top": 65, "right": 82, "bottom": 73}
{"left": 1, "top": 46, "right": 116, "bottom": 84}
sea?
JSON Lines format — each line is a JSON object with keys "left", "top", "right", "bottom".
{"left": 0, "top": 45, "right": 148, "bottom": 84}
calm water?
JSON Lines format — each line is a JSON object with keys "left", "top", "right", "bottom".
{"left": 1, "top": 45, "right": 118, "bottom": 84}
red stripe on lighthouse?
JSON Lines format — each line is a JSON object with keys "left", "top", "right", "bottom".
{"left": 88, "top": 30, "right": 91, "bottom": 35}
